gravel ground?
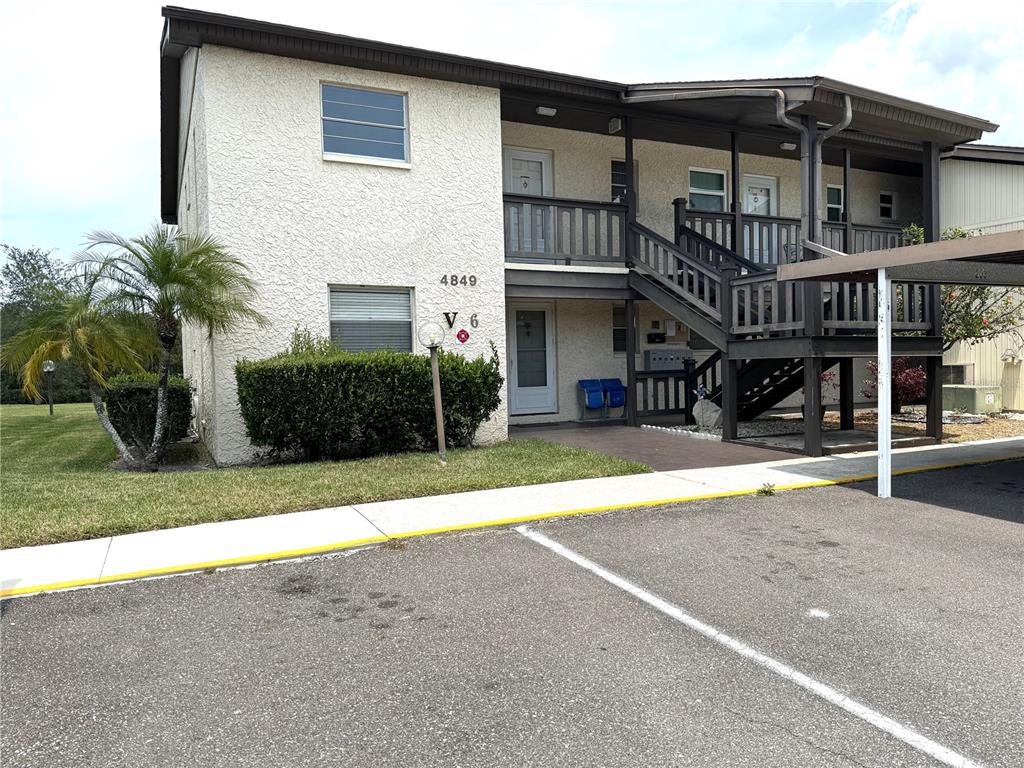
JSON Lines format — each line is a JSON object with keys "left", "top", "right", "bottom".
{"left": 647, "top": 407, "right": 1024, "bottom": 443}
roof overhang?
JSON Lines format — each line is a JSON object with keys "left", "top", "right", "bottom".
{"left": 159, "top": 6, "right": 999, "bottom": 225}
{"left": 941, "top": 143, "right": 1024, "bottom": 165}
{"left": 777, "top": 231, "right": 1024, "bottom": 286}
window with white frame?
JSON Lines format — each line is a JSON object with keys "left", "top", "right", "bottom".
{"left": 688, "top": 169, "right": 727, "bottom": 212}
{"left": 321, "top": 83, "right": 408, "bottom": 163}
{"left": 329, "top": 287, "right": 413, "bottom": 352}
{"left": 826, "top": 185, "right": 844, "bottom": 223}
{"left": 878, "top": 191, "right": 896, "bottom": 220}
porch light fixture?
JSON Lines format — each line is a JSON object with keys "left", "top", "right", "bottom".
{"left": 535, "top": 105, "right": 557, "bottom": 117}
{"left": 779, "top": 141, "right": 797, "bottom": 151}
{"left": 608, "top": 117, "right": 623, "bottom": 135}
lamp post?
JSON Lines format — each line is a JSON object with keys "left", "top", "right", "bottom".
{"left": 42, "top": 359, "right": 56, "bottom": 416}
{"left": 417, "top": 322, "right": 447, "bottom": 463}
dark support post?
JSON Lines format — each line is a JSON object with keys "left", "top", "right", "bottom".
{"left": 803, "top": 357, "right": 824, "bottom": 456}
{"left": 801, "top": 115, "right": 823, "bottom": 336}
{"left": 721, "top": 355, "right": 738, "bottom": 440}
{"left": 730, "top": 131, "right": 742, "bottom": 254}
{"left": 625, "top": 298, "right": 638, "bottom": 426}
{"left": 922, "top": 141, "right": 940, "bottom": 243}
{"left": 842, "top": 148, "right": 853, "bottom": 252}
{"left": 839, "top": 359, "right": 855, "bottom": 431}
{"left": 624, "top": 115, "right": 637, "bottom": 229}
{"left": 720, "top": 266, "right": 738, "bottom": 439}
{"left": 922, "top": 141, "right": 943, "bottom": 443}
{"left": 926, "top": 356, "right": 943, "bottom": 441}
{"left": 683, "top": 357, "right": 696, "bottom": 426}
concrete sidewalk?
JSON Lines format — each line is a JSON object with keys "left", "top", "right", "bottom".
{"left": 3, "top": 437, "right": 1022, "bottom": 599}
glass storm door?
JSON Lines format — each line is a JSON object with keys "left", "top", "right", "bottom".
{"left": 507, "top": 304, "right": 556, "bottom": 415}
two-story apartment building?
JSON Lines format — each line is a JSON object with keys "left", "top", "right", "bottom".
{"left": 160, "top": 7, "right": 997, "bottom": 465}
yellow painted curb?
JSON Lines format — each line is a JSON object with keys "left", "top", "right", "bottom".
{"left": 2, "top": 451, "right": 1019, "bottom": 599}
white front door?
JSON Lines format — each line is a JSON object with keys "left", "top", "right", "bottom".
{"left": 507, "top": 303, "right": 557, "bottom": 415}
{"left": 503, "top": 147, "right": 553, "bottom": 196}
{"left": 744, "top": 174, "right": 777, "bottom": 216}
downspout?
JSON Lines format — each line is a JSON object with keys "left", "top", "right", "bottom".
{"left": 619, "top": 88, "right": 852, "bottom": 248}
{"left": 812, "top": 95, "right": 853, "bottom": 242}
{"left": 622, "top": 87, "right": 812, "bottom": 240}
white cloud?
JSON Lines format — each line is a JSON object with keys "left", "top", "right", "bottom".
{"left": 821, "top": 0, "right": 1024, "bottom": 143}
{"left": 1, "top": 0, "right": 1020, "bottom": 256}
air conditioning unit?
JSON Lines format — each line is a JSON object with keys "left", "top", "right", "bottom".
{"left": 942, "top": 385, "right": 1002, "bottom": 414}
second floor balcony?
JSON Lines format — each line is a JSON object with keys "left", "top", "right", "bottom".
{"left": 503, "top": 192, "right": 912, "bottom": 268}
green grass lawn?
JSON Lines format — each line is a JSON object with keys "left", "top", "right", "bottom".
{"left": 0, "top": 404, "right": 649, "bottom": 549}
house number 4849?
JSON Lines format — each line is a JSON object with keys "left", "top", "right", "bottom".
{"left": 440, "top": 274, "right": 477, "bottom": 287}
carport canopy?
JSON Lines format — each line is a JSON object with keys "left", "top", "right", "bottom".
{"left": 777, "top": 230, "right": 1024, "bottom": 498}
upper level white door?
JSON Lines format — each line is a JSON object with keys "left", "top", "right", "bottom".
{"left": 503, "top": 148, "right": 553, "bottom": 196}
{"left": 744, "top": 174, "right": 778, "bottom": 216}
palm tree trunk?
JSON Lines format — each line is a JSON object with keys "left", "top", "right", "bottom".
{"left": 89, "top": 381, "right": 141, "bottom": 469}
{"left": 145, "top": 341, "right": 173, "bottom": 468}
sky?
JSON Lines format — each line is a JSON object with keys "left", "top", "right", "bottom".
{"left": 1, "top": 0, "right": 1022, "bottom": 261}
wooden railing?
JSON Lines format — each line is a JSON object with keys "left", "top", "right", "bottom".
{"left": 632, "top": 223, "right": 723, "bottom": 322}
{"left": 677, "top": 221, "right": 764, "bottom": 274}
{"left": 730, "top": 271, "right": 806, "bottom": 337}
{"left": 823, "top": 281, "right": 933, "bottom": 332}
{"left": 676, "top": 199, "right": 912, "bottom": 265}
{"left": 636, "top": 369, "right": 691, "bottom": 416}
{"left": 503, "top": 194, "right": 627, "bottom": 265}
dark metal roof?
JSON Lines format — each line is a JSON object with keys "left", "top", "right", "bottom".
{"left": 159, "top": 6, "right": 1000, "bottom": 223}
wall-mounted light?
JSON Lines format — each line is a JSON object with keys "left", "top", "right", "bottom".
{"left": 535, "top": 106, "right": 557, "bottom": 117}
{"left": 608, "top": 117, "right": 623, "bottom": 135}
{"left": 779, "top": 141, "right": 797, "bottom": 151}
{"left": 1001, "top": 347, "right": 1021, "bottom": 364}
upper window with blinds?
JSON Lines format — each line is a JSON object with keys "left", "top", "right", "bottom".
{"left": 321, "top": 84, "right": 409, "bottom": 163}
{"left": 329, "top": 287, "right": 413, "bottom": 353}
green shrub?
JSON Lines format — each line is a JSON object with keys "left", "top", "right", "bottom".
{"left": 235, "top": 344, "right": 503, "bottom": 460}
{"left": 105, "top": 373, "right": 193, "bottom": 450}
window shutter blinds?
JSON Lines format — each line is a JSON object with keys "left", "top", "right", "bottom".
{"left": 329, "top": 288, "right": 412, "bottom": 352}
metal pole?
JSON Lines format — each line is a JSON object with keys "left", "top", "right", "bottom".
{"left": 877, "top": 267, "right": 892, "bottom": 498}
{"left": 47, "top": 371, "right": 54, "bottom": 417}
{"left": 429, "top": 345, "right": 447, "bottom": 463}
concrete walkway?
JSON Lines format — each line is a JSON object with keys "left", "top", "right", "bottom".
{"left": 3, "top": 437, "right": 1022, "bottom": 600}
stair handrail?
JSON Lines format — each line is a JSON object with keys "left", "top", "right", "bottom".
{"left": 629, "top": 222, "right": 724, "bottom": 322}
{"left": 677, "top": 222, "right": 766, "bottom": 274}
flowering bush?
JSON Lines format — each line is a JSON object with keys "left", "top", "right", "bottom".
{"left": 861, "top": 357, "right": 927, "bottom": 413}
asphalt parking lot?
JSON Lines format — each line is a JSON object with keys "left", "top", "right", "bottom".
{"left": 2, "top": 460, "right": 1022, "bottom": 767}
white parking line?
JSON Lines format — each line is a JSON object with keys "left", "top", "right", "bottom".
{"left": 516, "top": 525, "right": 983, "bottom": 768}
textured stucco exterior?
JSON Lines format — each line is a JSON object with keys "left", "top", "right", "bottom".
{"left": 183, "top": 46, "right": 507, "bottom": 464}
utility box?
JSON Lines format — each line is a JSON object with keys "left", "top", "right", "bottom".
{"left": 942, "top": 385, "right": 1002, "bottom": 414}
{"left": 643, "top": 348, "right": 693, "bottom": 371}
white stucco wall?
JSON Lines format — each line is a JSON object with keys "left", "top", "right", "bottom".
{"left": 189, "top": 46, "right": 507, "bottom": 464}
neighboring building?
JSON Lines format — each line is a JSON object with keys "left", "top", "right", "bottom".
{"left": 160, "top": 7, "right": 996, "bottom": 464}
{"left": 940, "top": 144, "right": 1024, "bottom": 410}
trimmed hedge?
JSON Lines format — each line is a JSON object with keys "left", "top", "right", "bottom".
{"left": 105, "top": 373, "right": 192, "bottom": 450}
{"left": 235, "top": 345, "right": 503, "bottom": 460}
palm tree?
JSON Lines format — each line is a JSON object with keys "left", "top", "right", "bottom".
{"left": 1, "top": 274, "right": 153, "bottom": 468}
{"left": 80, "top": 224, "right": 266, "bottom": 468}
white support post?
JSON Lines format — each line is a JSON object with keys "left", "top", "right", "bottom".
{"left": 877, "top": 267, "right": 892, "bottom": 498}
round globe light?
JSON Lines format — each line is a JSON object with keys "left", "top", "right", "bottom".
{"left": 42, "top": 359, "right": 56, "bottom": 373}
{"left": 417, "top": 321, "right": 446, "bottom": 349}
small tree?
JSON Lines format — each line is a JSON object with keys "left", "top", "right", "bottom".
{"left": 1, "top": 274, "right": 154, "bottom": 467}
{"left": 80, "top": 225, "right": 267, "bottom": 469}
{"left": 861, "top": 357, "right": 927, "bottom": 414}
{"left": 903, "top": 224, "right": 1024, "bottom": 351}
